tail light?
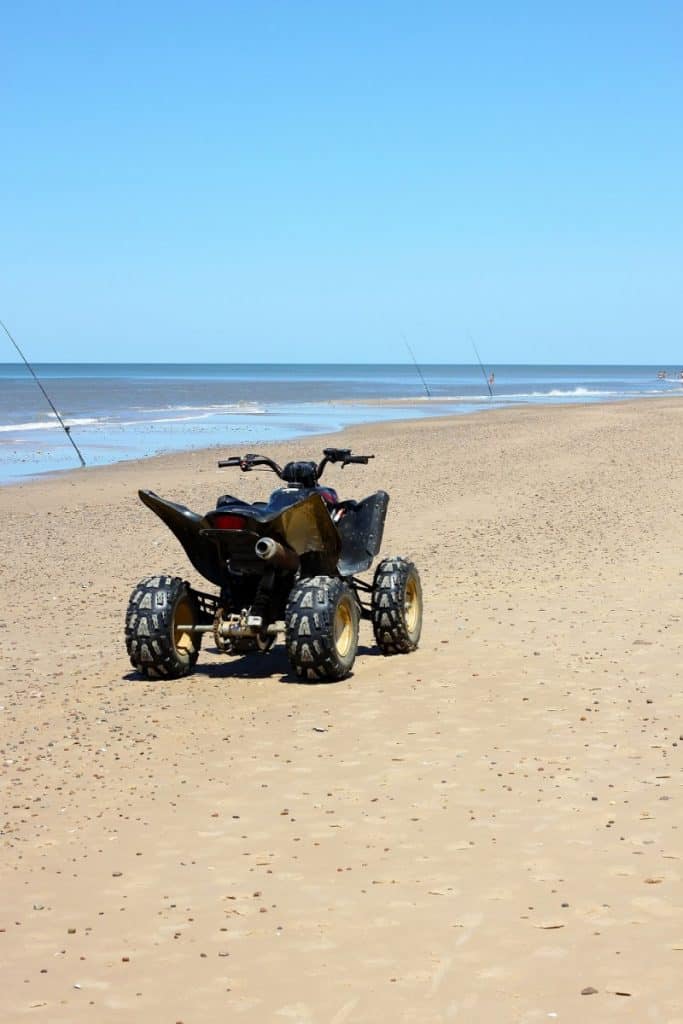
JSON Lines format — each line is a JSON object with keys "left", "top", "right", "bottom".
{"left": 211, "top": 513, "right": 248, "bottom": 530}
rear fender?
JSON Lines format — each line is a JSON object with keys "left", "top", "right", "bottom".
{"left": 138, "top": 490, "right": 223, "bottom": 587}
{"left": 140, "top": 490, "right": 342, "bottom": 581}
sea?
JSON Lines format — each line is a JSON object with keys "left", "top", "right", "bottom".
{"left": 1, "top": 362, "right": 681, "bottom": 483}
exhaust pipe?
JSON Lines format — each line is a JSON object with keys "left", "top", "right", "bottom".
{"left": 255, "top": 537, "right": 300, "bottom": 572}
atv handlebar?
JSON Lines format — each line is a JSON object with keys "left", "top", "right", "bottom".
{"left": 217, "top": 454, "right": 284, "bottom": 474}
{"left": 217, "top": 448, "right": 374, "bottom": 481}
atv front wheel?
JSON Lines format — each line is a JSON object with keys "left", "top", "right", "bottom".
{"left": 371, "top": 558, "right": 423, "bottom": 655}
{"left": 125, "top": 575, "right": 202, "bottom": 679}
{"left": 285, "top": 576, "right": 359, "bottom": 681}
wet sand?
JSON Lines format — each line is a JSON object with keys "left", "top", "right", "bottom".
{"left": 1, "top": 398, "right": 681, "bottom": 1022}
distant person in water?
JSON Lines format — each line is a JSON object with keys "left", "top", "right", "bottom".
{"left": 488, "top": 372, "right": 495, "bottom": 390}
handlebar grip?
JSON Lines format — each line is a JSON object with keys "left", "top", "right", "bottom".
{"left": 217, "top": 457, "right": 241, "bottom": 467}
{"left": 344, "top": 454, "right": 373, "bottom": 465}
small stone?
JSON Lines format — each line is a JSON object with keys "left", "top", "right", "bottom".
{"left": 581, "top": 986, "right": 598, "bottom": 995}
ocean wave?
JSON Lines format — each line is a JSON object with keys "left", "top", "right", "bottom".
{"left": 120, "top": 405, "right": 267, "bottom": 426}
{"left": 0, "top": 417, "right": 100, "bottom": 433}
{"left": 135, "top": 403, "right": 266, "bottom": 415}
{"left": 0, "top": 404, "right": 268, "bottom": 433}
{"left": 542, "top": 387, "right": 617, "bottom": 397}
{"left": 389, "top": 387, "right": 622, "bottom": 403}
{"left": 119, "top": 413, "right": 215, "bottom": 426}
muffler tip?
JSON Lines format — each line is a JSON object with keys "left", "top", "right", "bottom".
{"left": 255, "top": 538, "right": 275, "bottom": 559}
{"left": 254, "top": 536, "right": 299, "bottom": 571}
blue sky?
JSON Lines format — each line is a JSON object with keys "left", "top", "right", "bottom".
{"left": 1, "top": 2, "right": 681, "bottom": 363}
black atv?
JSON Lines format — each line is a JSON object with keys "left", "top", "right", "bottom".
{"left": 125, "top": 447, "right": 422, "bottom": 682}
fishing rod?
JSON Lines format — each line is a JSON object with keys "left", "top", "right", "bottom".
{"left": 0, "top": 318, "right": 87, "bottom": 467}
{"left": 470, "top": 337, "right": 493, "bottom": 398}
{"left": 403, "top": 335, "right": 432, "bottom": 398}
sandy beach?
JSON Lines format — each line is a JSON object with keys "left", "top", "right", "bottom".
{"left": 1, "top": 398, "right": 681, "bottom": 1023}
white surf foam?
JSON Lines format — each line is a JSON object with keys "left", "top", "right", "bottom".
{"left": 140, "top": 403, "right": 266, "bottom": 416}
{"left": 0, "top": 417, "right": 100, "bottom": 433}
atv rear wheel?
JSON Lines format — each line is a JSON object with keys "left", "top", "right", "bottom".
{"left": 371, "top": 558, "right": 423, "bottom": 655}
{"left": 125, "top": 575, "right": 202, "bottom": 679}
{"left": 285, "top": 576, "right": 359, "bottom": 681}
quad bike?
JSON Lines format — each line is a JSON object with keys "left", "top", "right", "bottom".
{"left": 125, "top": 447, "right": 422, "bottom": 682}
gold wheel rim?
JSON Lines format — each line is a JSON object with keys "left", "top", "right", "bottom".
{"left": 404, "top": 576, "right": 420, "bottom": 636}
{"left": 334, "top": 597, "right": 354, "bottom": 658}
{"left": 173, "top": 595, "right": 196, "bottom": 656}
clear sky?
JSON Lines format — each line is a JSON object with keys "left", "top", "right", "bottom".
{"left": 1, "top": 1, "right": 681, "bottom": 363}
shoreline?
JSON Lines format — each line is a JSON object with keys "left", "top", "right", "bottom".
{"left": 2, "top": 397, "right": 682, "bottom": 1021}
{"left": 3, "top": 360, "right": 681, "bottom": 485}
{"left": 2, "top": 391, "right": 681, "bottom": 491}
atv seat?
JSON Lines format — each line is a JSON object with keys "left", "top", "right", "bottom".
{"left": 216, "top": 494, "right": 268, "bottom": 511}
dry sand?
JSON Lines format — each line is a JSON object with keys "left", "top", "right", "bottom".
{"left": 1, "top": 398, "right": 682, "bottom": 1023}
